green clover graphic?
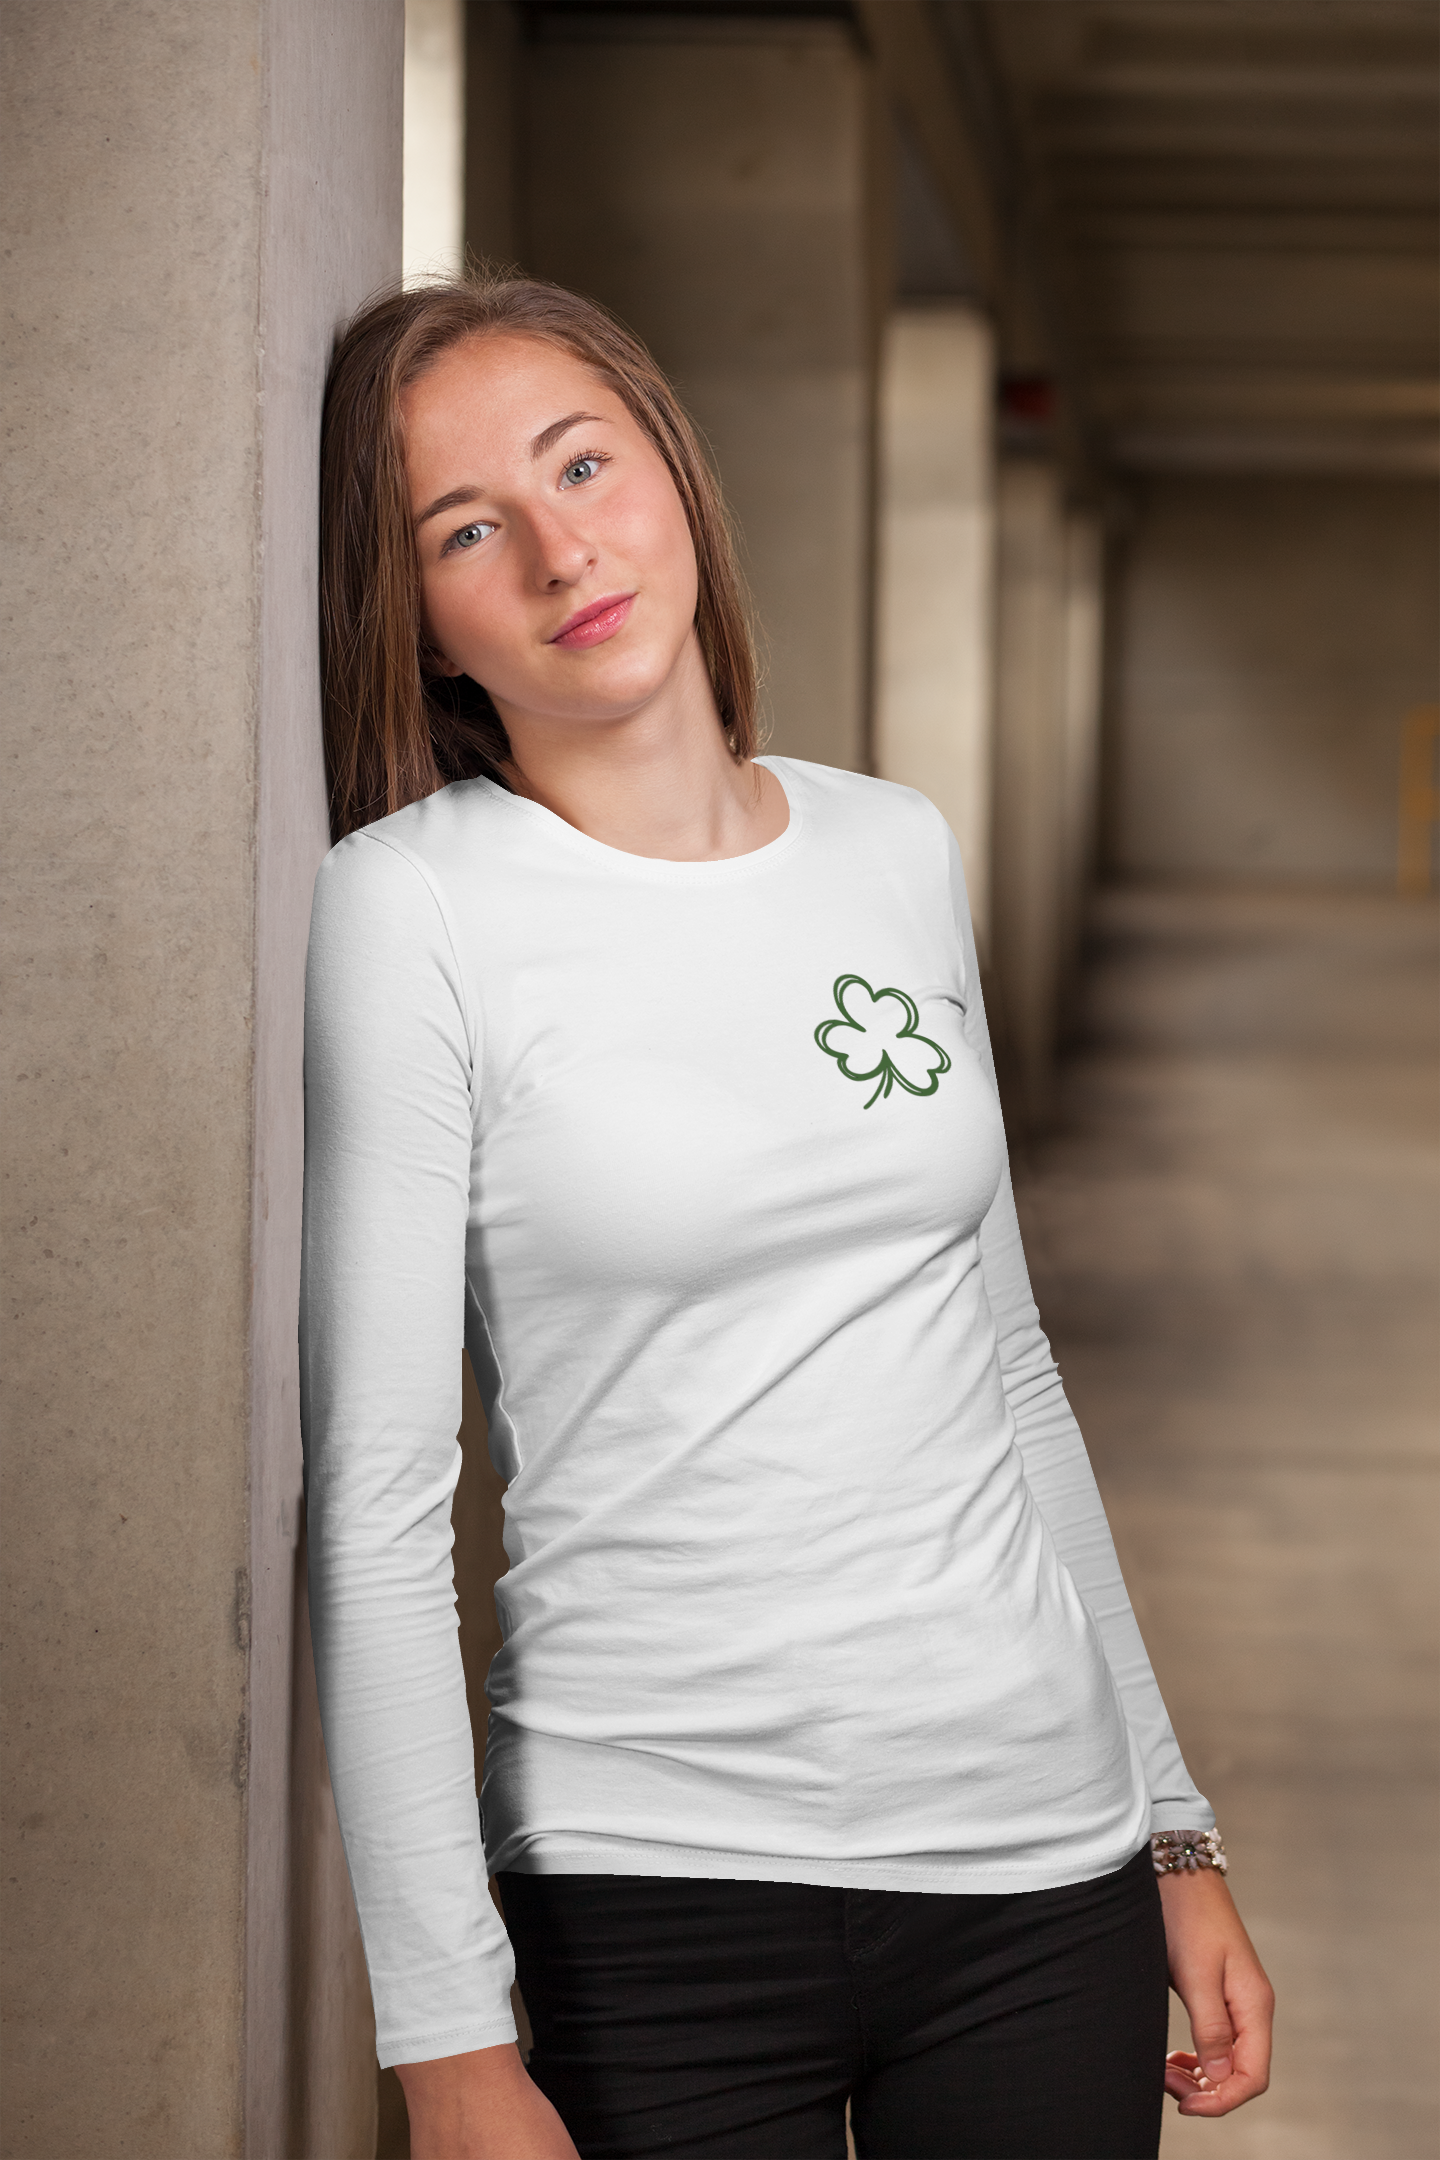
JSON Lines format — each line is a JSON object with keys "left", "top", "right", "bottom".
{"left": 814, "top": 974, "right": 951, "bottom": 1109}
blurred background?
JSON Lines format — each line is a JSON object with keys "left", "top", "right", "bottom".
{"left": 5, "top": 3, "right": 1437, "bottom": 2157}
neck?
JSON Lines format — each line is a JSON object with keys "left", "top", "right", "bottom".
{"left": 497, "top": 633, "right": 786, "bottom": 862}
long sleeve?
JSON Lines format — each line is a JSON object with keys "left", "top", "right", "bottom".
{"left": 944, "top": 824, "right": 1213, "bottom": 1832}
{"left": 300, "top": 830, "right": 518, "bottom": 2067}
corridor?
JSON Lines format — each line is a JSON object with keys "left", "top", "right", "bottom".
{"left": 7, "top": 3, "right": 1437, "bottom": 2150}
{"left": 1014, "top": 886, "right": 1440, "bottom": 2160}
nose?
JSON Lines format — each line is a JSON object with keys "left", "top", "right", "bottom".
{"left": 524, "top": 498, "right": 596, "bottom": 592}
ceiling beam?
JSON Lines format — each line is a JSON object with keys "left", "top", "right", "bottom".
{"left": 853, "top": 0, "right": 1105, "bottom": 497}
{"left": 1089, "top": 370, "right": 1440, "bottom": 422}
{"left": 1107, "top": 425, "right": 1440, "bottom": 479}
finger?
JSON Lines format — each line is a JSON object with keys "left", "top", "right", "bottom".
{"left": 1185, "top": 1988, "right": 1237, "bottom": 2089}
{"left": 1228, "top": 1971, "right": 1276, "bottom": 2091}
{"left": 1230, "top": 2018, "right": 1273, "bottom": 2091}
{"left": 1177, "top": 2065, "right": 1270, "bottom": 2118}
{"left": 1175, "top": 2043, "right": 1271, "bottom": 2118}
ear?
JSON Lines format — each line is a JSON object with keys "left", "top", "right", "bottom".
{"left": 420, "top": 636, "right": 465, "bottom": 680}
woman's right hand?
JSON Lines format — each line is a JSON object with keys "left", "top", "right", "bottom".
{"left": 396, "top": 2043, "right": 580, "bottom": 2160}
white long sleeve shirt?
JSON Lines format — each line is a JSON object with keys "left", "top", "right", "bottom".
{"left": 300, "top": 756, "right": 1211, "bottom": 2069}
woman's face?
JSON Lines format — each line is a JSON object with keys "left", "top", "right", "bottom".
{"left": 403, "top": 333, "right": 701, "bottom": 732}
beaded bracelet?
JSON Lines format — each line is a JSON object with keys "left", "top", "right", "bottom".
{"left": 1151, "top": 1828, "right": 1228, "bottom": 1877}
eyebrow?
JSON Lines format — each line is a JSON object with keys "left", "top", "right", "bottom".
{"left": 415, "top": 483, "right": 487, "bottom": 530}
{"left": 529, "top": 409, "right": 605, "bottom": 460}
{"left": 414, "top": 411, "right": 608, "bottom": 529}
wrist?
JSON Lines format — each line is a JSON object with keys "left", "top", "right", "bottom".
{"left": 1151, "top": 1827, "right": 1227, "bottom": 1877}
{"left": 396, "top": 2042, "right": 527, "bottom": 2106}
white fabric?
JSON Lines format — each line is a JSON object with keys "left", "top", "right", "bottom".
{"left": 301, "top": 757, "right": 1211, "bottom": 2069}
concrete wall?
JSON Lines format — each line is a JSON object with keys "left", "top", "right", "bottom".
{"left": 2, "top": 3, "right": 401, "bottom": 2152}
{"left": 521, "top": 15, "right": 882, "bottom": 772}
{"left": 1106, "top": 475, "right": 1440, "bottom": 885}
{"left": 875, "top": 305, "right": 997, "bottom": 953}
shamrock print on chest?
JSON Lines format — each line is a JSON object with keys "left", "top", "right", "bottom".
{"left": 814, "top": 974, "right": 951, "bottom": 1108}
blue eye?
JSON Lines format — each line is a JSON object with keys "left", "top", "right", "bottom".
{"left": 561, "top": 455, "right": 603, "bottom": 487}
{"left": 453, "top": 521, "right": 493, "bottom": 550}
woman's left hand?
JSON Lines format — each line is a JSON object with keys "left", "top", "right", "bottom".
{"left": 1158, "top": 1864, "right": 1275, "bottom": 2116}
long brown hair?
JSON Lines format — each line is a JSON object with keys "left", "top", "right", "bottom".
{"left": 319, "top": 273, "right": 758, "bottom": 839}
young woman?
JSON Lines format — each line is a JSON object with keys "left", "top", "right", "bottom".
{"left": 302, "top": 276, "right": 1273, "bottom": 2160}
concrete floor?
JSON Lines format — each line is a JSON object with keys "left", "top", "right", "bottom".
{"left": 1013, "top": 885, "right": 1440, "bottom": 2160}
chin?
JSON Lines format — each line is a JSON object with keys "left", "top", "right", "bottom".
{"left": 546, "top": 650, "right": 686, "bottom": 723}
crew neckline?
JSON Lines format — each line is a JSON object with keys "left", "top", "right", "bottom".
{"left": 474, "top": 755, "right": 804, "bottom": 883}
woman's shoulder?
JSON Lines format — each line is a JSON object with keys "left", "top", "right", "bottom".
{"left": 310, "top": 779, "right": 519, "bottom": 962}
{"left": 317, "top": 777, "right": 513, "bottom": 888}
{"left": 762, "top": 756, "right": 952, "bottom": 856}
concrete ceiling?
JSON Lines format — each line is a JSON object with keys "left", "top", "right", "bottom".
{"left": 943, "top": 0, "right": 1440, "bottom": 475}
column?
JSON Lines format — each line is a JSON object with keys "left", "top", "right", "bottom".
{"left": 2, "top": 4, "right": 402, "bottom": 2153}
{"left": 875, "top": 304, "right": 997, "bottom": 954}
{"left": 405, "top": 0, "right": 466, "bottom": 280}
{"left": 1058, "top": 513, "right": 1106, "bottom": 1003}
{"left": 991, "top": 460, "right": 1069, "bottom": 1125}
{"left": 520, "top": 14, "right": 882, "bottom": 772}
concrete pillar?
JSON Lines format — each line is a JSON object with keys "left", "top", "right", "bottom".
{"left": 405, "top": 0, "right": 466, "bottom": 280}
{"left": 875, "top": 304, "right": 997, "bottom": 954}
{"left": 520, "top": 14, "right": 884, "bottom": 772}
{"left": 991, "top": 460, "right": 1069, "bottom": 1125}
{"left": 2, "top": 4, "right": 402, "bottom": 2154}
{"left": 1058, "top": 513, "right": 1106, "bottom": 1000}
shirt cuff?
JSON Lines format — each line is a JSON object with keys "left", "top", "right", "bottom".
{"left": 376, "top": 2006, "right": 520, "bottom": 2070}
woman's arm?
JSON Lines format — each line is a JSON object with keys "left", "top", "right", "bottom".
{"left": 973, "top": 1151, "right": 1213, "bottom": 1827}
{"left": 1160, "top": 1869, "right": 1274, "bottom": 2115}
{"left": 301, "top": 831, "right": 518, "bottom": 2068}
{"left": 939, "top": 814, "right": 1212, "bottom": 1830}
{"left": 396, "top": 2047, "right": 579, "bottom": 2160}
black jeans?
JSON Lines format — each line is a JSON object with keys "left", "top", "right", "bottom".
{"left": 499, "top": 1845, "right": 1168, "bottom": 2159}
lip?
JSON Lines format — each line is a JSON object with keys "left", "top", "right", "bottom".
{"left": 548, "top": 592, "right": 636, "bottom": 649}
